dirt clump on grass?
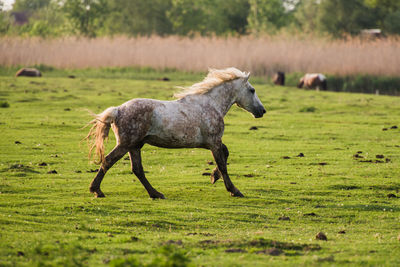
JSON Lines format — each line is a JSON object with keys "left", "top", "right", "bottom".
{"left": 316, "top": 232, "right": 328, "bottom": 241}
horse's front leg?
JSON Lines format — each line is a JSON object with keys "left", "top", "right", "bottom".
{"left": 129, "top": 148, "right": 165, "bottom": 199}
{"left": 210, "top": 143, "right": 228, "bottom": 184}
{"left": 89, "top": 145, "right": 127, "bottom": 198}
{"left": 211, "top": 143, "right": 244, "bottom": 197}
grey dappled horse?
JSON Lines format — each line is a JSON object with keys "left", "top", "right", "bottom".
{"left": 86, "top": 67, "right": 266, "bottom": 199}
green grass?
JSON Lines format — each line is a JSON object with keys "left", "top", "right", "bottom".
{"left": 0, "top": 70, "right": 399, "bottom": 266}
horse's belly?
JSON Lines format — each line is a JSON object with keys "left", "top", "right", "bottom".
{"left": 145, "top": 119, "right": 204, "bottom": 148}
{"left": 144, "top": 134, "right": 203, "bottom": 148}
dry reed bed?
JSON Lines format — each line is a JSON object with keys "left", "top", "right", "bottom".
{"left": 1, "top": 36, "right": 399, "bottom": 76}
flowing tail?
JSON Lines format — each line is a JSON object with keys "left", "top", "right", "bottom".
{"left": 85, "top": 107, "right": 119, "bottom": 164}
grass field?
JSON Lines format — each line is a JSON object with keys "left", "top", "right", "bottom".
{"left": 0, "top": 69, "right": 400, "bottom": 266}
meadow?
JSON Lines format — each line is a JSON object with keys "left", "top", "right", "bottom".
{"left": 0, "top": 68, "right": 400, "bottom": 266}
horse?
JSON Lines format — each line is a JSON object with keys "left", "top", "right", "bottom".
{"left": 15, "top": 68, "right": 42, "bottom": 77}
{"left": 297, "top": 73, "right": 327, "bottom": 91}
{"left": 85, "top": 67, "right": 266, "bottom": 199}
{"left": 272, "top": 71, "right": 285, "bottom": 86}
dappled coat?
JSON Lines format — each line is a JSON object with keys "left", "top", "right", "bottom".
{"left": 297, "top": 73, "right": 327, "bottom": 90}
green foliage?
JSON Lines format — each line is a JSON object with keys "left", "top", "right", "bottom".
{"left": 364, "top": 0, "right": 400, "bottom": 10}
{"left": 63, "top": 0, "right": 108, "bottom": 37}
{"left": 384, "top": 10, "right": 400, "bottom": 34}
{"left": 282, "top": 72, "right": 400, "bottom": 96}
{"left": 0, "top": 11, "right": 10, "bottom": 34}
{"left": 248, "top": 0, "right": 289, "bottom": 34}
{"left": 317, "top": 0, "right": 377, "bottom": 37}
{"left": 12, "top": 0, "right": 51, "bottom": 11}
{"left": 326, "top": 74, "right": 400, "bottom": 95}
{"left": 2, "top": 0, "right": 400, "bottom": 37}
{"left": 166, "top": 0, "right": 249, "bottom": 36}
{"left": 292, "top": 0, "right": 320, "bottom": 33}
{"left": 29, "top": 20, "right": 51, "bottom": 37}
{"left": 102, "top": 0, "right": 173, "bottom": 36}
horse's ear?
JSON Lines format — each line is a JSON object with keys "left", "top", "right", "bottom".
{"left": 245, "top": 72, "right": 250, "bottom": 81}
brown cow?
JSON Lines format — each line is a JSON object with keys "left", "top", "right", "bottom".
{"left": 297, "top": 73, "right": 327, "bottom": 90}
{"left": 15, "top": 68, "right": 42, "bottom": 77}
{"left": 272, "top": 71, "right": 285, "bottom": 86}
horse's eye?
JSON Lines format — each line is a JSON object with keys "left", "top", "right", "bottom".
{"left": 249, "top": 88, "right": 255, "bottom": 94}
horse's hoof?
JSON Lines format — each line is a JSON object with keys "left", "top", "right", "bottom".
{"left": 90, "top": 187, "right": 105, "bottom": 198}
{"left": 231, "top": 191, "right": 244, "bottom": 197}
{"left": 150, "top": 192, "right": 165, "bottom": 199}
{"left": 210, "top": 169, "right": 220, "bottom": 184}
{"left": 94, "top": 191, "right": 105, "bottom": 198}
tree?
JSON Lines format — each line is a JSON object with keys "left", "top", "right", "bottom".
{"left": 218, "top": 0, "right": 250, "bottom": 35}
{"left": 292, "top": 0, "right": 320, "bottom": 33}
{"left": 364, "top": 0, "right": 400, "bottom": 34}
{"left": 316, "top": 0, "right": 378, "bottom": 37}
{"left": 63, "top": 0, "right": 108, "bottom": 37}
{"left": 384, "top": 10, "right": 400, "bottom": 34}
{"left": 167, "top": 0, "right": 208, "bottom": 35}
{"left": 364, "top": 0, "right": 400, "bottom": 11}
{"left": 102, "top": 0, "right": 173, "bottom": 36}
{"left": 166, "top": 0, "right": 248, "bottom": 36}
{"left": 0, "top": 1, "right": 11, "bottom": 35}
{"left": 13, "top": 0, "right": 51, "bottom": 11}
{"left": 247, "top": 0, "right": 289, "bottom": 34}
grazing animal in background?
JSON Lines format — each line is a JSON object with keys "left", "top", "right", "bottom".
{"left": 297, "top": 73, "right": 327, "bottom": 90}
{"left": 15, "top": 68, "right": 42, "bottom": 77}
{"left": 86, "top": 67, "right": 266, "bottom": 199}
{"left": 272, "top": 71, "right": 285, "bottom": 86}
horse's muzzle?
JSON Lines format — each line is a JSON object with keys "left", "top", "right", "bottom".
{"left": 253, "top": 107, "right": 266, "bottom": 118}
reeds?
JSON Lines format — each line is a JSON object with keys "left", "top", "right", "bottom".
{"left": 1, "top": 35, "right": 399, "bottom": 76}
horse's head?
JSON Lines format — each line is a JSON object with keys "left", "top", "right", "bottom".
{"left": 234, "top": 73, "right": 266, "bottom": 118}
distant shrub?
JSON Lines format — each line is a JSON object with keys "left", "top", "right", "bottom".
{"left": 0, "top": 101, "right": 9, "bottom": 108}
{"left": 33, "top": 64, "right": 55, "bottom": 72}
{"left": 30, "top": 21, "right": 52, "bottom": 37}
{"left": 326, "top": 75, "right": 400, "bottom": 96}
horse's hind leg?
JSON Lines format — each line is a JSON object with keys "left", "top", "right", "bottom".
{"left": 210, "top": 143, "right": 228, "bottom": 184}
{"left": 89, "top": 145, "right": 127, "bottom": 198}
{"left": 211, "top": 143, "right": 244, "bottom": 197}
{"left": 129, "top": 148, "right": 165, "bottom": 199}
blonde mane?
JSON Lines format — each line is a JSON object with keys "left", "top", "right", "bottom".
{"left": 174, "top": 67, "right": 248, "bottom": 99}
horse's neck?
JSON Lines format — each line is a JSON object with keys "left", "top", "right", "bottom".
{"left": 179, "top": 82, "right": 237, "bottom": 117}
{"left": 204, "top": 83, "right": 236, "bottom": 117}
